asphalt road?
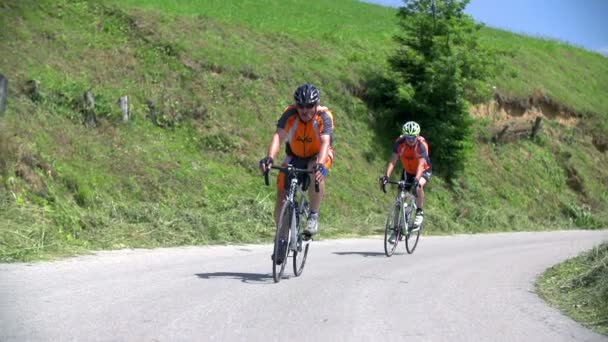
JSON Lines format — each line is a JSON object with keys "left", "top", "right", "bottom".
{"left": 1, "top": 230, "right": 607, "bottom": 342}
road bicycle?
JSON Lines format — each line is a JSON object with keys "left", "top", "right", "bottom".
{"left": 264, "top": 165, "right": 319, "bottom": 283}
{"left": 381, "top": 179, "right": 422, "bottom": 256}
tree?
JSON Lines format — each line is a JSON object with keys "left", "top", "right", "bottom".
{"left": 390, "top": 0, "right": 495, "bottom": 180}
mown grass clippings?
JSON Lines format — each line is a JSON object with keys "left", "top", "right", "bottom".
{"left": 537, "top": 243, "right": 608, "bottom": 336}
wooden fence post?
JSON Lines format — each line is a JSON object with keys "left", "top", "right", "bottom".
{"left": 118, "top": 96, "right": 130, "bottom": 122}
{"left": 492, "top": 124, "right": 510, "bottom": 144}
{"left": 530, "top": 116, "right": 543, "bottom": 139}
{"left": 83, "top": 90, "right": 97, "bottom": 126}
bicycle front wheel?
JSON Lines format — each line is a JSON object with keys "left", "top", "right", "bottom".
{"left": 293, "top": 200, "right": 310, "bottom": 276}
{"left": 384, "top": 200, "right": 402, "bottom": 257}
{"left": 405, "top": 205, "right": 420, "bottom": 254}
{"left": 273, "top": 202, "right": 293, "bottom": 283}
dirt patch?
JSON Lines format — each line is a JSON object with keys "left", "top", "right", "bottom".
{"left": 470, "top": 89, "right": 581, "bottom": 129}
{"left": 565, "top": 165, "right": 586, "bottom": 194}
{"left": 14, "top": 150, "right": 53, "bottom": 198}
{"left": 592, "top": 136, "right": 608, "bottom": 153}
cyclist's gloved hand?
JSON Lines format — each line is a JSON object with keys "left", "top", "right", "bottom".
{"left": 380, "top": 175, "right": 389, "bottom": 185}
{"left": 379, "top": 175, "right": 389, "bottom": 192}
{"left": 313, "top": 163, "right": 328, "bottom": 181}
{"left": 259, "top": 156, "right": 273, "bottom": 173}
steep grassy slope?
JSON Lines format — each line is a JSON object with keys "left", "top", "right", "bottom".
{"left": 0, "top": 0, "right": 606, "bottom": 261}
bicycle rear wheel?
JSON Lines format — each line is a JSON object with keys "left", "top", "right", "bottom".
{"left": 273, "top": 202, "right": 293, "bottom": 283}
{"left": 384, "top": 200, "right": 402, "bottom": 257}
{"left": 405, "top": 205, "right": 420, "bottom": 254}
{"left": 293, "top": 200, "right": 310, "bottom": 276}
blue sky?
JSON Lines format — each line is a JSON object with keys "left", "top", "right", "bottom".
{"left": 362, "top": 0, "right": 608, "bottom": 56}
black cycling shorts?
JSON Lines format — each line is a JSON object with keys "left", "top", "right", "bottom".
{"left": 401, "top": 170, "right": 432, "bottom": 190}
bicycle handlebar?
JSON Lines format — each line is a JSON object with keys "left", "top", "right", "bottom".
{"left": 264, "top": 165, "right": 320, "bottom": 193}
{"left": 380, "top": 179, "right": 416, "bottom": 194}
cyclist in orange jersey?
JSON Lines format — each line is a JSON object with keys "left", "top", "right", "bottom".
{"left": 259, "top": 84, "right": 335, "bottom": 236}
{"left": 380, "top": 121, "right": 432, "bottom": 241}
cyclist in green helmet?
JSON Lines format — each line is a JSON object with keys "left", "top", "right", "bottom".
{"left": 380, "top": 121, "right": 432, "bottom": 242}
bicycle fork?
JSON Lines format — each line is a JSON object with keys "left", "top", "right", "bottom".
{"left": 292, "top": 200, "right": 311, "bottom": 252}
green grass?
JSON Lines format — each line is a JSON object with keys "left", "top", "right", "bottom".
{"left": 537, "top": 243, "right": 608, "bottom": 336}
{"left": 479, "top": 27, "right": 608, "bottom": 116}
{"left": 0, "top": 0, "right": 607, "bottom": 261}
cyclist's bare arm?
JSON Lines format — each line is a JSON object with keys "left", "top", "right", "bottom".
{"left": 266, "top": 128, "right": 287, "bottom": 160}
{"left": 311, "top": 135, "right": 332, "bottom": 182}
{"left": 259, "top": 128, "right": 286, "bottom": 174}
{"left": 384, "top": 152, "right": 400, "bottom": 178}
{"left": 316, "top": 134, "right": 331, "bottom": 165}
{"left": 415, "top": 156, "right": 425, "bottom": 180}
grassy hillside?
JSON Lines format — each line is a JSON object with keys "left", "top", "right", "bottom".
{"left": 480, "top": 27, "right": 608, "bottom": 116}
{"left": 1, "top": 0, "right": 607, "bottom": 261}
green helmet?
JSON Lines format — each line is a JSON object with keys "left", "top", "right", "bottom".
{"left": 402, "top": 121, "right": 420, "bottom": 136}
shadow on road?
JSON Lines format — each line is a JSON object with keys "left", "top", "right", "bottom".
{"left": 333, "top": 251, "right": 385, "bottom": 257}
{"left": 195, "top": 272, "right": 274, "bottom": 284}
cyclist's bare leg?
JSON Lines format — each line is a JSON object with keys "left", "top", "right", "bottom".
{"left": 306, "top": 158, "right": 325, "bottom": 213}
{"left": 308, "top": 178, "right": 324, "bottom": 212}
{"left": 415, "top": 177, "right": 426, "bottom": 209}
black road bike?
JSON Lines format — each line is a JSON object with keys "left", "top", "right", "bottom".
{"left": 264, "top": 165, "right": 319, "bottom": 283}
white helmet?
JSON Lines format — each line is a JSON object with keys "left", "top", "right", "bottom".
{"left": 402, "top": 121, "right": 420, "bottom": 136}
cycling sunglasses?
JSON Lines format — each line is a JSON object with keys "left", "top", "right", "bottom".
{"left": 405, "top": 135, "right": 417, "bottom": 141}
{"left": 297, "top": 103, "right": 316, "bottom": 109}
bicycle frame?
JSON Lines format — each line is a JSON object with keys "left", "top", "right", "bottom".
{"left": 264, "top": 164, "right": 319, "bottom": 281}
{"left": 283, "top": 170, "right": 311, "bottom": 251}
{"left": 397, "top": 181, "right": 417, "bottom": 231}
{"left": 265, "top": 165, "right": 318, "bottom": 244}
{"left": 385, "top": 180, "right": 417, "bottom": 229}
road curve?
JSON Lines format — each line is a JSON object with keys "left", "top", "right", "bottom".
{"left": 1, "top": 230, "right": 607, "bottom": 342}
